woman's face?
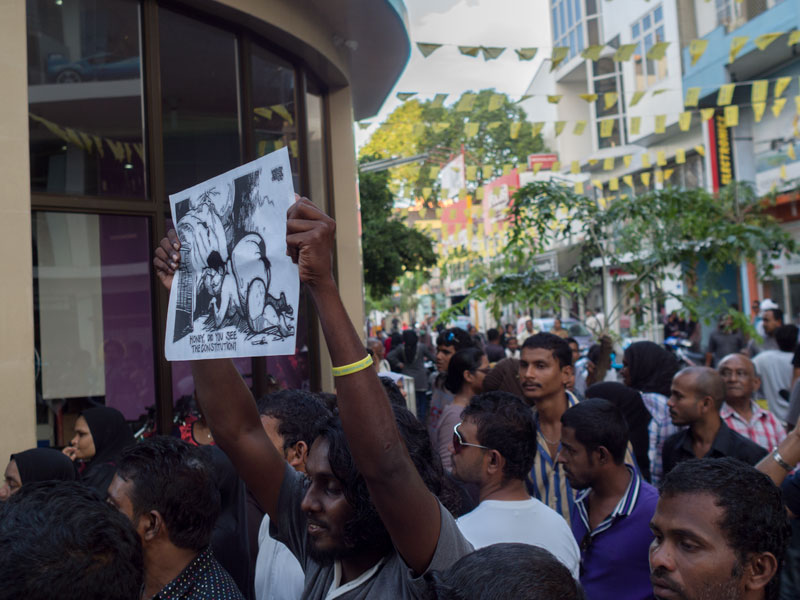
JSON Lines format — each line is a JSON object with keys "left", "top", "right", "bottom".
{"left": 0, "top": 459, "right": 21, "bottom": 500}
{"left": 466, "top": 355, "right": 491, "bottom": 394}
{"left": 69, "top": 416, "right": 96, "bottom": 461}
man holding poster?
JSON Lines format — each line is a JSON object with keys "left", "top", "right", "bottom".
{"left": 153, "top": 196, "right": 473, "bottom": 598}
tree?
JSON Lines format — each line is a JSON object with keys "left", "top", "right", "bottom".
{"left": 440, "top": 180, "right": 796, "bottom": 339}
{"left": 360, "top": 90, "right": 545, "bottom": 204}
{"left": 360, "top": 163, "right": 436, "bottom": 299}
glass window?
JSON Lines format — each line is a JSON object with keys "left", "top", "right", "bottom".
{"left": 567, "top": 0, "right": 573, "bottom": 27}
{"left": 632, "top": 23, "right": 640, "bottom": 38}
{"left": 553, "top": 8, "right": 559, "bottom": 38}
{"left": 250, "top": 45, "right": 299, "bottom": 191}
{"left": 569, "top": 29, "right": 577, "bottom": 57}
{"left": 560, "top": 2, "right": 566, "bottom": 35}
{"left": 594, "top": 76, "right": 619, "bottom": 117}
{"left": 656, "top": 26, "right": 665, "bottom": 41}
{"left": 159, "top": 7, "right": 241, "bottom": 196}
{"left": 27, "top": 0, "right": 145, "bottom": 199}
{"left": 33, "top": 211, "right": 155, "bottom": 445}
{"left": 585, "top": 0, "right": 597, "bottom": 15}
{"left": 593, "top": 57, "right": 615, "bottom": 76}
{"left": 587, "top": 17, "right": 600, "bottom": 46}
{"left": 577, "top": 23, "right": 584, "bottom": 52}
{"left": 574, "top": 0, "right": 581, "bottom": 20}
{"left": 632, "top": 6, "right": 668, "bottom": 91}
{"left": 654, "top": 6, "right": 663, "bottom": 22}
{"left": 643, "top": 14, "right": 651, "bottom": 30}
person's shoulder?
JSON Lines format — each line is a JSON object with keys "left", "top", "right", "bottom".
{"left": 636, "top": 478, "right": 660, "bottom": 508}
{"left": 732, "top": 429, "right": 769, "bottom": 461}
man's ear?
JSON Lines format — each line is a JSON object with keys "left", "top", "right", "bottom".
{"left": 595, "top": 446, "right": 612, "bottom": 465}
{"left": 287, "top": 440, "right": 309, "bottom": 472}
{"left": 486, "top": 449, "right": 504, "bottom": 476}
{"left": 141, "top": 510, "right": 164, "bottom": 543}
{"left": 743, "top": 552, "right": 779, "bottom": 593}
{"left": 561, "top": 365, "right": 574, "bottom": 386}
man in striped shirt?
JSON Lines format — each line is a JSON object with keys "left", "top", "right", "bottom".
{"left": 718, "top": 353, "right": 787, "bottom": 451}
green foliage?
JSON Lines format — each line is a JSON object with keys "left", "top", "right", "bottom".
{"left": 360, "top": 90, "right": 545, "bottom": 204}
{"left": 360, "top": 163, "right": 436, "bottom": 299}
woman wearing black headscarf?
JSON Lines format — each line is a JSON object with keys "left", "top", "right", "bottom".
{"left": 621, "top": 341, "right": 682, "bottom": 486}
{"left": 0, "top": 448, "right": 76, "bottom": 500}
{"left": 387, "top": 329, "right": 436, "bottom": 424}
{"left": 586, "top": 382, "right": 653, "bottom": 481}
{"left": 62, "top": 406, "right": 135, "bottom": 493}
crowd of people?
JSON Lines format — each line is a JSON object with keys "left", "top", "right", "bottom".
{"left": 2, "top": 197, "right": 800, "bottom": 600}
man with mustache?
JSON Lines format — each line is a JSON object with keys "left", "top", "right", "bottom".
{"left": 662, "top": 367, "right": 767, "bottom": 477}
{"left": 649, "top": 458, "right": 788, "bottom": 600}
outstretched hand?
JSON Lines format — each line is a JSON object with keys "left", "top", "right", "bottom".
{"left": 153, "top": 230, "right": 182, "bottom": 291}
{"left": 286, "top": 195, "right": 336, "bottom": 290}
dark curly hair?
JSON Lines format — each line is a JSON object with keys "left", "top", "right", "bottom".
{"left": 461, "top": 391, "right": 538, "bottom": 481}
{"left": 445, "top": 348, "right": 485, "bottom": 394}
{"left": 256, "top": 390, "right": 331, "bottom": 451}
{"left": 660, "top": 458, "right": 790, "bottom": 600}
{"left": 521, "top": 332, "right": 572, "bottom": 367}
{"left": 313, "top": 404, "right": 462, "bottom": 555}
{"left": 561, "top": 398, "right": 629, "bottom": 465}
{"left": 437, "top": 328, "right": 476, "bottom": 351}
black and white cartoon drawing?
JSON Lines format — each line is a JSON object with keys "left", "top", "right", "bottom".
{"left": 165, "top": 147, "right": 299, "bottom": 360}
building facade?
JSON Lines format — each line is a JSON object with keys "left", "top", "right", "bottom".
{"left": 2, "top": 0, "right": 410, "bottom": 459}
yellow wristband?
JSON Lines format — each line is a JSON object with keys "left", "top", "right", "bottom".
{"left": 332, "top": 355, "right": 374, "bottom": 377}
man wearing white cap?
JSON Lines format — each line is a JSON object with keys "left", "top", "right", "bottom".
{"left": 749, "top": 300, "right": 783, "bottom": 357}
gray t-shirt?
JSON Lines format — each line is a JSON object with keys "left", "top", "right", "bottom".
{"left": 273, "top": 464, "right": 473, "bottom": 600}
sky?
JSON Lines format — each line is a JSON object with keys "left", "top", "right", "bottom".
{"left": 355, "top": 0, "right": 551, "bottom": 149}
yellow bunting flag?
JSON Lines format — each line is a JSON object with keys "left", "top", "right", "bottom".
{"left": 623, "top": 174, "right": 634, "bottom": 188}
{"left": 431, "top": 93, "right": 448, "bottom": 108}
{"left": 754, "top": 33, "right": 781, "bottom": 51}
{"left": 655, "top": 170, "right": 664, "bottom": 185}
{"left": 604, "top": 92, "right": 619, "bottom": 110}
{"left": 717, "top": 83, "right": 735, "bottom": 106}
{"left": 503, "top": 164, "right": 513, "bottom": 176}
{"left": 790, "top": 31, "right": 800, "bottom": 47}
{"left": 642, "top": 154, "right": 651, "bottom": 168}
{"left": 571, "top": 161, "right": 580, "bottom": 174}
{"left": 753, "top": 102, "right": 766, "bottom": 123}
{"left": 796, "top": 96, "right": 800, "bottom": 115}
{"left": 413, "top": 123, "right": 426, "bottom": 137}
{"left": 600, "top": 119, "right": 615, "bottom": 138}
{"left": 603, "top": 157, "right": 615, "bottom": 171}
{"left": 695, "top": 145, "right": 706, "bottom": 157}
{"left": 588, "top": 159, "right": 599, "bottom": 166}
{"left": 573, "top": 121, "right": 587, "bottom": 135}
{"left": 630, "top": 91, "right": 646, "bottom": 107}
{"left": 486, "top": 121, "right": 502, "bottom": 130}
{"left": 575, "top": 182, "right": 584, "bottom": 195}
{"left": 482, "top": 165, "right": 493, "bottom": 179}
{"left": 775, "top": 76, "right": 792, "bottom": 98}
{"left": 689, "top": 40, "right": 708, "bottom": 66}
{"left": 676, "top": 149, "right": 686, "bottom": 164}
{"left": 613, "top": 44, "right": 637, "bottom": 62}
{"left": 515, "top": 47, "right": 538, "bottom": 61}
{"left": 417, "top": 43, "right": 442, "bottom": 57}
{"left": 701, "top": 108, "right": 716, "bottom": 121}
{"left": 289, "top": 140, "right": 298, "bottom": 157}
{"left": 551, "top": 46, "right": 569, "bottom": 71}
{"left": 630, "top": 116, "right": 641, "bottom": 136}
{"left": 466, "top": 165, "right": 478, "bottom": 180}
{"left": 458, "top": 189, "right": 467, "bottom": 200}
{"left": 641, "top": 172, "right": 651, "bottom": 187}
{"left": 531, "top": 122, "right": 544, "bottom": 136}
{"left": 357, "top": 122, "right": 371, "bottom": 130}
{"left": 429, "top": 166, "right": 440, "bottom": 178}
{"left": 422, "top": 187, "right": 432, "bottom": 198}
{"left": 551, "top": 161, "right": 561, "bottom": 171}
{"left": 724, "top": 105, "right": 739, "bottom": 127}
{"left": 476, "top": 188, "right": 485, "bottom": 200}
{"left": 751, "top": 80, "right": 768, "bottom": 104}
{"left": 679, "top": 112, "right": 692, "bottom": 131}
{"left": 657, "top": 151, "right": 667, "bottom": 167}
{"left": 580, "top": 93, "right": 598, "bottom": 103}
{"left": 647, "top": 41, "right": 669, "bottom": 61}
{"left": 581, "top": 45, "right": 605, "bottom": 61}
{"left": 510, "top": 122, "right": 522, "bottom": 139}
{"left": 456, "top": 93, "right": 477, "bottom": 112}
{"left": 488, "top": 94, "right": 504, "bottom": 111}
{"left": 729, "top": 36, "right": 749, "bottom": 63}
{"left": 458, "top": 46, "right": 481, "bottom": 57}
{"left": 781, "top": 164, "right": 787, "bottom": 179}
{"left": 272, "top": 104, "right": 294, "bottom": 124}
{"left": 609, "top": 177, "right": 619, "bottom": 191}
{"left": 664, "top": 168, "right": 674, "bottom": 181}
{"left": 554, "top": 121, "right": 567, "bottom": 136}
{"left": 481, "top": 47, "right": 505, "bottom": 61}
{"left": 255, "top": 107, "right": 273, "bottom": 120}
{"left": 396, "top": 92, "right": 417, "bottom": 101}
{"left": 655, "top": 114, "right": 666, "bottom": 134}
{"left": 464, "top": 122, "right": 480, "bottom": 137}
{"left": 433, "top": 122, "right": 450, "bottom": 133}
{"left": 773, "top": 97, "right": 787, "bottom": 118}
{"left": 789, "top": 144, "right": 797, "bottom": 161}
{"left": 685, "top": 87, "right": 701, "bottom": 107}
{"left": 533, "top": 162, "right": 542, "bottom": 174}
{"left": 547, "top": 95, "right": 563, "bottom": 104}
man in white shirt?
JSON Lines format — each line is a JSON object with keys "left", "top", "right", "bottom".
{"left": 753, "top": 325, "right": 798, "bottom": 423}
{"left": 452, "top": 391, "right": 580, "bottom": 578}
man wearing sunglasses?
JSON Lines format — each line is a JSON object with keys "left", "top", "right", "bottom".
{"left": 452, "top": 392, "right": 580, "bottom": 579}
{"left": 559, "top": 399, "right": 658, "bottom": 600}
{"left": 428, "top": 328, "right": 476, "bottom": 442}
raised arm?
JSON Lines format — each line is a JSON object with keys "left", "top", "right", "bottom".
{"left": 153, "top": 230, "right": 286, "bottom": 518}
{"left": 286, "top": 197, "right": 442, "bottom": 575}
{"left": 756, "top": 425, "right": 800, "bottom": 487}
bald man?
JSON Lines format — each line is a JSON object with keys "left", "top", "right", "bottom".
{"left": 718, "top": 354, "right": 786, "bottom": 451}
{"left": 662, "top": 367, "right": 768, "bottom": 477}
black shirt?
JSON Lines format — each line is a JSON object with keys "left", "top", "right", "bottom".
{"left": 153, "top": 547, "right": 244, "bottom": 600}
{"left": 662, "top": 420, "right": 768, "bottom": 476}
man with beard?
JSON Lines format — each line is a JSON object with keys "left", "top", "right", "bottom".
{"left": 649, "top": 458, "right": 788, "bottom": 600}
{"left": 558, "top": 399, "right": 658, "bottom": 599}
{"left": 153, "top": 197, "right": 473, "bottom": 599}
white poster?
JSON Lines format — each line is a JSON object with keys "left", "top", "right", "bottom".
{"left": 165, "top": 147, "right": 298, "bottom": 361}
